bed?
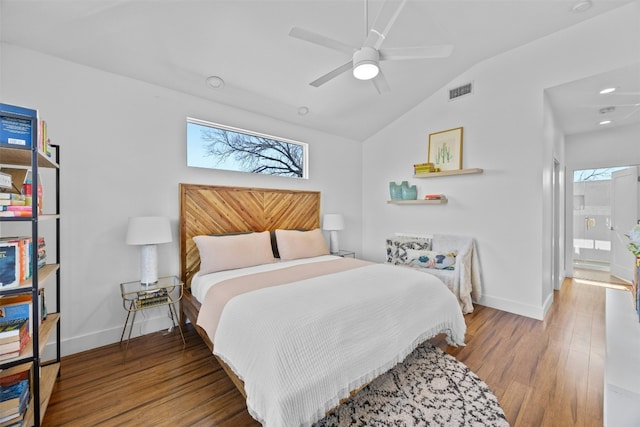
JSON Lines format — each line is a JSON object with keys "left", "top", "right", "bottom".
{"left": 179, "top": 184, "right": 466, "bottom": 427}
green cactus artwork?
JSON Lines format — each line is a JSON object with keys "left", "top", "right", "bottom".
{"left": 435, "top": 143, "right": 452, "bottom": 164}
{"left": 428, "top": 127, "right": 462, "bottom": 170}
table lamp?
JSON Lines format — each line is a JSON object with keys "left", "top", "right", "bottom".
{"left": 323, "top": 213, "right": 344, "bottom": 254}
{"left": 126, "top": 216, "right": 172, "bottom": 285}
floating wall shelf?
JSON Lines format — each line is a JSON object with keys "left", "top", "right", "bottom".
{"left": 387, "top": 197, "right": 448, "bottom": 205}
{"left": 413, "top": 168, "right": 483, "bottom": 178}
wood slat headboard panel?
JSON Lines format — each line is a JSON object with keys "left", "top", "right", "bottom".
{"left": 179, "top": 183, "right": 321, "bottom": 287}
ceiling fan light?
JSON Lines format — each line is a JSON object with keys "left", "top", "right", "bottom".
{"left": 353, "top": 61, "right": 379, "bottom": 80}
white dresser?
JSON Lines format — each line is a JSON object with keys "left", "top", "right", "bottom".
{"left": 605, "top": 288, "right": 640, "bottom": 426}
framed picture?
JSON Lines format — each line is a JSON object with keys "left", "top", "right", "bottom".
{"left": 428, "top": 127, "right": 463, "bottom": 171}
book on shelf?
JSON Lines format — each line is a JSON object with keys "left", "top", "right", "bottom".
{"left": 0, "top": 236, "right": 46, "bottom": 286}
{"left": 0, "top": 332, "right": 29, "bottom": 360}
{"left": 0, "top": 332, "right": 29, "bottom": 361}
{"left": 0, "top": 238, "right": 27, "bottom": 283}
{"left": 0, "top": 294, "right": 43, "bottom": 333}
{"left": 0, "top": 368, "right": 30, "bottom": 424}
{"left": 37, "top": 119, "right": 47, "bottom": 154}
{"left": 0, "top": 319, "right": 27, "bottom": 342}
{"left": 424, "top": 194, "right": 444, "bottom": 200}
{"left": 0, "top": 201, "right": 26, "bottom": 207}
{"left": 0, "top": 207, "right": 29, "bottom": 213}
{"left": 413, "top": 162, "right": 437, "bottom": 174}
{"left": 0, "top": 364, "right": 30, "bottom": 388}
{"left": 0, "top": 362, "right": 30, "bottom": 405}
{"left": 0, "top": 103, "right": 37, "bottom": 150}
{"left": 38, "top": 289, "right": 46, "bottom": 321}
{"left": 0, "top": 242, "right": 19, "bottom": 288}
{"left": 0, "top": 390, "right": 29, "bottom": 423}
{"left": 0, "top": 195, "right": 25, "bottom": 202}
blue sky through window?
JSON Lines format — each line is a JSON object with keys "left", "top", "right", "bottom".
{"left": 573, "top": 167, "right": 628, "bottom": 182}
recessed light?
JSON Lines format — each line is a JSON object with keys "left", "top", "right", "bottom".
{"left": 571, "top": 0, "right": 592, "bottom": 12}
{"left": 599, "top": 120, "right": 612, "bottom": 125}
{"left": 599, "top": 87, "right": 616, "bottom": 94}
{"left": 297, "top": 106, "right": 309, "bottom": 116}
{"left": 206, "top": 76, "right": 225, "bottom": 89}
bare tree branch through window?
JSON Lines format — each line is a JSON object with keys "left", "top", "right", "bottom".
{"left": 187, "top": 119, "right": 307, "bottom": 178}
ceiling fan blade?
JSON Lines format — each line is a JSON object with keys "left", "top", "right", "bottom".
{"left": 365, "top": 0, "right": 408, "bottom": 50}
{"left": 310, "top": 61, "right": 353, "bottom": 87}
{"left": 622, "top": 104, "right": 640, "bottom": 120}
{"left": 372, "top": 70, "right": 391, "bottom": 94}
{"left": 289, "top": 27, "right": 356, "bottom": 56}
{"left": 380, "top": 45, "right": 454, "bottom": 60}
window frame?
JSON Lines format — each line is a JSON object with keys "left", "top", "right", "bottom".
{"left": 187, "top": 117, "right": 309, "bottom": 179}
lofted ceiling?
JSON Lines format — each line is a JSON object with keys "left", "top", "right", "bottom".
{"left": 0, "top": 0, "right": 637, "bottom": 141}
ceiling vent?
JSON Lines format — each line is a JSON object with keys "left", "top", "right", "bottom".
{"left": 448, "top": 82, "right": 473, "bottom": 101}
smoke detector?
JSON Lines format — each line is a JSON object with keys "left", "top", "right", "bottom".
{"left": 571, "top": 0, "right": 592, "bottom": 12}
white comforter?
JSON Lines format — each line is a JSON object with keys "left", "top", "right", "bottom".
{"left": 194, "top": 256, "right": 466, "bottom": 427}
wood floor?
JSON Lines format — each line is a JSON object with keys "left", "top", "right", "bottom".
{"left": 43, "top": 278, "right": 609, "bottom": 426}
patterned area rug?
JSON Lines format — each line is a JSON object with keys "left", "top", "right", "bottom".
{"left": 314, "top": 342, "right": 509, "bottom": 427}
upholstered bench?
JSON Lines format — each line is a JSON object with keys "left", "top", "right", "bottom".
{"left": 386, "top": 234, "right": 482, "bottom": 313}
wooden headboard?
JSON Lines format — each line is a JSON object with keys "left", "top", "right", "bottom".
{"left": 179, "top": 183, "right": 321, "bottom": 287}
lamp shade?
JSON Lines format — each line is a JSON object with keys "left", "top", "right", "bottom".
{"left": 323, "top": 214, "right": 344, "bottom": 231}
{"left": 126, "top": 216, "right": 172, "bottom": 245}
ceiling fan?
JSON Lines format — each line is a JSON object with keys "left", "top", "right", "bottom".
{"left": 289, "top": 0, "right": 453, "bottom": 94}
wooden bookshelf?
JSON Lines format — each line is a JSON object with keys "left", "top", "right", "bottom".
{"left": 0, "top": 147, "right": 58, "bottom": 168}
{"left": 23, "top": 362, "right": 61, "bottom": 426}
{"left": 0, "top": 109, "right": 61, "bottom": 427}
{"left": 413, "top": 168, "right": 483, "bottom": 178}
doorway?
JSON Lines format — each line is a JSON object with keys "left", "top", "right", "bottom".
{"left": 572, "top": 165, "right": 637, "bottom": 284}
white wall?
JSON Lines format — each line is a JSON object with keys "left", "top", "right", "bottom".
{"left": 0, "top": 43, "right": 363, "bottom": 355}
{"left": 362, "top": 3, "right": 640, "bottom": 319}
{"left": 565, "top": 122, "right": 640, "bottom": 277}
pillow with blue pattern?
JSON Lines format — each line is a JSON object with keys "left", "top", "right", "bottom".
{"left": 406, "top": 249, "right": 458, "bottom": 270}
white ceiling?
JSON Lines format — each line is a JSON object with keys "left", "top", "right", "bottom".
{"left": 1, "top": 0, "right": 637, "bottom": 141}
{"left": 547, "top": 62, "right": 640, "bottom": 135}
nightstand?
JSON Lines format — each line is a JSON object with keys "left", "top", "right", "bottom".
{"left": 119, "top": 275, "right": 185, "bottom": 357}
{"left": 336, "top": 250, "right": 356, "bottom": 258}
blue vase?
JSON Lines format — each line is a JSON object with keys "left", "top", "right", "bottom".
{"left": 402, "top": 183, "right": 418, "bottom": 200}
{"left": 389, "top": 182, "right": 402, "bottom": 200}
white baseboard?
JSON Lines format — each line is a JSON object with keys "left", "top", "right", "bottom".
{"left": 478, "top": 294, "right": 546, "bottom": 320}
{"left": 50, "top": 312, "right": 179, "bottom": 358}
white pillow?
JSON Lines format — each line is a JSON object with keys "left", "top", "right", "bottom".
{"left": 275, "top": 228, "right": 329, "bottom": 260}
{"left": 193, "top": 231, "right": 274, "bottom": 274}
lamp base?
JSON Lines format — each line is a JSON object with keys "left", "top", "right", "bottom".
{"left": 140, "top": 244, "right": 159, "bottom": 286}
{"left": 329, "top": 230, "right": 340, "bottom": 254}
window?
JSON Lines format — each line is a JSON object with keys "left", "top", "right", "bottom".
{"left": 187, "top": 118, "right": 308, "bottom": 178}
{"left": 574, "top": 167, "right": 627, "bottom": 182}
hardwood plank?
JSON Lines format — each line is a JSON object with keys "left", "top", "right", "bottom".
{"left": 44, "top": 278, "right": 610, "bottom": 426}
